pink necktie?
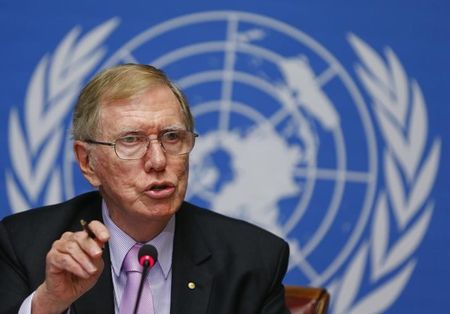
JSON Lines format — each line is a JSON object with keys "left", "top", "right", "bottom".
{"left": 119, "top": 244, "right": 155, "bottom": 314}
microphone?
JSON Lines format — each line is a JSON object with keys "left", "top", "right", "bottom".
{"left": 133, "top": 244, "right": 158, "bottom": 314}
{"left": 138, "top": 244, "right": 158, "bottom": 268}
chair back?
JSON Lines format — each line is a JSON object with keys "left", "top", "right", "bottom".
{"left": 285, "top": 285, "right": 330, "bottom": 314}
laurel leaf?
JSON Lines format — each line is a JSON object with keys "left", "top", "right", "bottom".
{"left": 375, "top": 86, "right": 427, "bottom": 182}
{"left": 50, "top": 27, "right": 81, "bottom": 99}
{"left": 44, "top": 20, "right": 118, "bottom": 138}
{"left": 386, "top": 48, "right": 408, "bottom": 125}
{"left": 334, "top": 244, "right": 368, "bottom": 314}
{"left": 9, "top": 109, "right": 33, "bottom": 193}
{"left": 348, "top": 34, "right": 390, "bottom": 87}
{"left": 373, "top": 102, "right": 406, "bottom": 155}
{"left": 404, "top": 81, "right": 427, "bottom": 180}
{"left": 381, "top": 204, "right": 432, "bottom": 276}
{"left": 384, "top": 151, "right": 408, "bottom": 228}
{"left": 370, "top": 193, "right": 389, "bottom": 281}
{"left": 41, "top": 86, "right": 79, "bottom": 143}
{"left": 25, "top": 56, "right": 48, "bottom": 153}
{"left": 355, "top": 38, "right": 428, "bottom": 181}
{"left": 25, "top": 53, "right": 71, "bottom": 159}
{"left": 351, "top": 34, "right": 439, "bottom": 314}
{"left": 45, "top": 170, "right": 62, "bottom": 205}
{"left": 32, "top": 130, "right": 63, "bottom": 200}
{"left": 348, "top": 261, "right": 415, "bottom": 314}
{"left": 6, "top": 20, "right": 119, "bottom": 212}
{"left": 65, "top": 49, "right": 104, "bottom": 90}
{"left": 6, "top": 171, "right": 29, "bottom": 214}
{"left": 408, "top": 139, "right": 441, "bottom": 213}
{"left": 355, "top": 65, "right": 394, "bottom": 113}
{"left": 61, "top": 19, "right": 119, "bottom": 93}
{"left": 71, "top": 18, "right": 119, "bottom": 63}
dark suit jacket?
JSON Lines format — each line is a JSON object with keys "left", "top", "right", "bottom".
{"left": 0, "top": 191, "right": 289, "bottom": 314}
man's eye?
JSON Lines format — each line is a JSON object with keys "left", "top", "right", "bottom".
{"left": 163, "top": 131, "right": 181, "bottom": 142}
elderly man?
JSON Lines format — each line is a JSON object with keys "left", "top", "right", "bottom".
{"left": 0, "top": 64, "right": 289, "bottom": 314}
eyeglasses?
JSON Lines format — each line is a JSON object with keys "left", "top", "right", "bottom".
{"left": 85, "top": 130, "right": 198, "bottom": 160}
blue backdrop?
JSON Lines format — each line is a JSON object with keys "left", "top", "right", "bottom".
{"left": 1, "top": 1, "right": 449, "bottom": 313}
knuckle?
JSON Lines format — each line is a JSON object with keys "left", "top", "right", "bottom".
{"left": 73, "top": 231, "right": 85, "bottom": 241}
{"left": 51, "top": 238, "right": 64, "bottom": 250}
{"left": 61, "top": 231, "right": 74, "bottom": 240}
{"left": 65, "top": 241, "right": 78, "bottom": 253}
{"left": 56, "top": 254, "right": 70, "bottom": 268}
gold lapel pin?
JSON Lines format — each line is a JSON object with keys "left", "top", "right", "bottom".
{"left": 187, "top": 281, "right": 196, "bottom": 290}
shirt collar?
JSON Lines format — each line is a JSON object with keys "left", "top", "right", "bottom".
{"left": 102, "top": 201, "right": 175, "bottom": 279}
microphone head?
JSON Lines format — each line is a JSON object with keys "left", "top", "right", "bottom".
{"left": 138, "top": 244, "right": 158, "bottom": 267}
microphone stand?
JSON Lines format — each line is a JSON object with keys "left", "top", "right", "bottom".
{"left": 133, "top": 260, "right": 150, "bottom": 314}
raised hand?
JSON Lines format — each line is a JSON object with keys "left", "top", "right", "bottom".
{"left": 31, "top": 220, "right": 110, "bottom": 314}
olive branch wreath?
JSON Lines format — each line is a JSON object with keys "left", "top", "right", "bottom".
{"left": 328, "top": 34, "right": 441, "bottom": 314}
{"left": 6, "top": 18, "right": 119, "bottom": 213}
{"left": 5, "top": 18, "right": 441, "bottom": 314}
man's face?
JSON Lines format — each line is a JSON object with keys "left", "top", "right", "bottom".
{"left": 86, "top": 84, "right": 190, "bottom": 228}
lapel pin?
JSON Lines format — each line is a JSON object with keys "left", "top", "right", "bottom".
{"left": 187, "top": 281, "right": 196, "bottom": 290}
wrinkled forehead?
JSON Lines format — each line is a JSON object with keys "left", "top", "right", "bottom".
{"left": 97, "top": 85, "right": 187, "bottom": 132}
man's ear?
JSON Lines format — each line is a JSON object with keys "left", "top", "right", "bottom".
{"left": 73, "top": 140, "right": 101, "bottom": 187}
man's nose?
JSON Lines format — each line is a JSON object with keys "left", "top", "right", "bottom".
{"left": 143, "top": 139, "right": 167, "bottom": 172}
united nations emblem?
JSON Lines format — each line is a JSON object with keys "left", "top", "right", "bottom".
{"left": 6, "top": 11, "right": 441, "bottom": 313}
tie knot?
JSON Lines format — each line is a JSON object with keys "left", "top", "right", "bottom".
{"left": 123, "top": 243, "right": 143, "bottom": 273}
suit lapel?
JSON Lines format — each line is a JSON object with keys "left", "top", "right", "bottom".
{"left": 170, "top": 203, "right": 214, "bottom": 314}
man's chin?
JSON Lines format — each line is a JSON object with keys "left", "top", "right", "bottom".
{"left": 137, "top": 199, "right": 180, "bottom": 218}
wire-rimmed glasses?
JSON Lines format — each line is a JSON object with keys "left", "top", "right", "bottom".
{"left": 85, "top": 130, "right": 198, "bottom": 160}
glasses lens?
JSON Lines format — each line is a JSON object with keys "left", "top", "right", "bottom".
{"left": 113, "top": 131, "right": 196, "bottom": 160}
{"left": 115, "top": 135, "right": 148, "bottom": 160}
{"left": 161, "top": 130, "right": 195, "bottom": 155}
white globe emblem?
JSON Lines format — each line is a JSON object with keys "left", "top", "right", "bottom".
{"left": 5, "top": 10, "right": 438, "bottom": 312}
{"left": 101, "top": 12, "right": 377, "bottom": 286}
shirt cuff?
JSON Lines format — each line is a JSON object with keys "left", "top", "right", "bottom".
{"left": 19, "top": 291, "right": 71, "bottom": 314}
{"left": 18, "top": 292, "right": 34, "bottom": 314}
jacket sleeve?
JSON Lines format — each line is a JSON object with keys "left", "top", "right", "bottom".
{"left": 260, "top": 240, "right": 290, "bottom": 314}
{"left": 0, "top": 221, "right": 31, "bottom": 314}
